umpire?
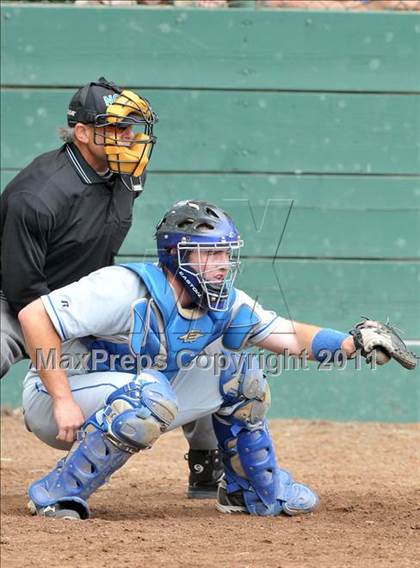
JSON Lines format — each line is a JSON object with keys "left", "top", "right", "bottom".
{"left": 1, "top": 77, "right": 156, "bottom": 374}
{"left": 0, "top": 77, "right": 223, "bottom": 498}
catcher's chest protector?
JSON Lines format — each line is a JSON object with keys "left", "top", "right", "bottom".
{"left": 124, "top": 263, "right": 236, "bottom": 380}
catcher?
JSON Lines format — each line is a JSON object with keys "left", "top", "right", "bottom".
{"left": 18, "top": 200, "right": 417, "bottom": 520}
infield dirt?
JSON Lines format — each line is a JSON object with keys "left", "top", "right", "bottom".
{"left": 1, "top": 412, "right": 419, "bottom": 568}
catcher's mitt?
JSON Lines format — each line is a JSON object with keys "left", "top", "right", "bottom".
{"left": 350, "top": 318, "right": 417, "bottom": 370}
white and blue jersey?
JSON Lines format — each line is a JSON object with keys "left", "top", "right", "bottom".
{"left": 40, "top": 263, "right": 282, "bottom": 380}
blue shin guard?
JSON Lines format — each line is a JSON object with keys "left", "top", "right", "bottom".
{"left": 215, "top": 354, "right": 319, "bottom": 517}
{"left": 214, "top": 418, "right": 319, "bottom": 516}
{"left": 28, "top": 430, "right": 129, "bottom": 519}
{"left": 28, "top": 371, "right": 178, "bottom": 519}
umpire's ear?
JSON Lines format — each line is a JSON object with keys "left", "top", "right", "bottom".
{"left": 74, "top": 123, "right": 91, "bottom": 144}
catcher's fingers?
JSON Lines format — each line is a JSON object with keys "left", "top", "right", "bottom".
{"left": 57, "top": 426, "right": 77, "bottom": 444}
{"left": 53, "top": 398, "right": 86, "bottom": 443}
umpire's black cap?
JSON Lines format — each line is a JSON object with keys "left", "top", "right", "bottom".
{"left": 67, "top": 77, "right": 123, "bottom": 127}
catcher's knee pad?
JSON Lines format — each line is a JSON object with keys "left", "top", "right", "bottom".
{"left": 97, "top": 370, "right": 178, "bottom": 451}
{"left": 217, "top": 352, "right": 271, "bottom": 427}
{"left": 28, "top": 371, "right": 178, "bottom": 518}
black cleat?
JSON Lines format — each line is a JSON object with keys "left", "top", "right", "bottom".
{"left": 186, "top": 449, "right": 224, "bottom": 499}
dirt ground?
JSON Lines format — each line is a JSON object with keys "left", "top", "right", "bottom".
{"left": 1, "top": 412, "right": 419, "bottom": 568}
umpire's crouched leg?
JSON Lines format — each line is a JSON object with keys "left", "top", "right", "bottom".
{"left": 0, "top": 292, "right": 27, "bottom": 378}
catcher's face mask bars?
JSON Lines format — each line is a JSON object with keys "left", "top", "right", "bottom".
{"left": 177, "top": 241, "right": 243, "bottom": 312}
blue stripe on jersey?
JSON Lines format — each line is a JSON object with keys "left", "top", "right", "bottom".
{"left": 45, "top": 295, "right": 67, "bottom": 341}
{"left": 249, "top": 315, "right": 280, "bottom": 342}
{"left": 35, "top": 381, "right": 123, "bottom": 395}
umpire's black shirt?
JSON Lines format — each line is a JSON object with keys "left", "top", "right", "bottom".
{"left": 1, "top": 143, "right": 141, "bottom": 313}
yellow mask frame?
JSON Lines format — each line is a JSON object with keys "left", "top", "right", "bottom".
{"left": 94, "top": 89, "right": 157, "bottom": 178}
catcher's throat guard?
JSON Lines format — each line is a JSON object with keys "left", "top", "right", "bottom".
{"left": 94, "top": 89, "right": 157, "bottom": 177}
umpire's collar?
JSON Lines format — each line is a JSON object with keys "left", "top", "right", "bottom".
{"left": 65, "top": 142, "right": 144, "bottom": 192}
{"left": 66, "top": 142, "right": 107, "bottom": 184}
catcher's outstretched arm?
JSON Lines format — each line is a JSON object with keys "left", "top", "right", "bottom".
{"left": 257, "top": 319, "right": 355, "bottom": 361}
{"left": 257, "top": 317, "right": 417, "bottom": 370}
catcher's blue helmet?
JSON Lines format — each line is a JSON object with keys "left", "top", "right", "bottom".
{"left": 155, "top": 200, "right": 243, "bottom": 311}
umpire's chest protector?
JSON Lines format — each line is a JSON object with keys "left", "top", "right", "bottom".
{"left": 123, "top": 263, "right": 236, "bottom": 381}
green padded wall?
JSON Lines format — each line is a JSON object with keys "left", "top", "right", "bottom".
{"left": 2, "top": 89, "right": 420, "bottom": 174}
{"left": 1, "top": 4, "right": 419, "bottom": 420}
{"left": 2, "top": 6, "right": 420, "bottom": 91}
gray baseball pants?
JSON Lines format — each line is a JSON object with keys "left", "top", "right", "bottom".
{"left": 1, "top": 292, "right": 217, "bottom": 448}
{"left": 0, "top": 293, "right": 27, "bottom": 378}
